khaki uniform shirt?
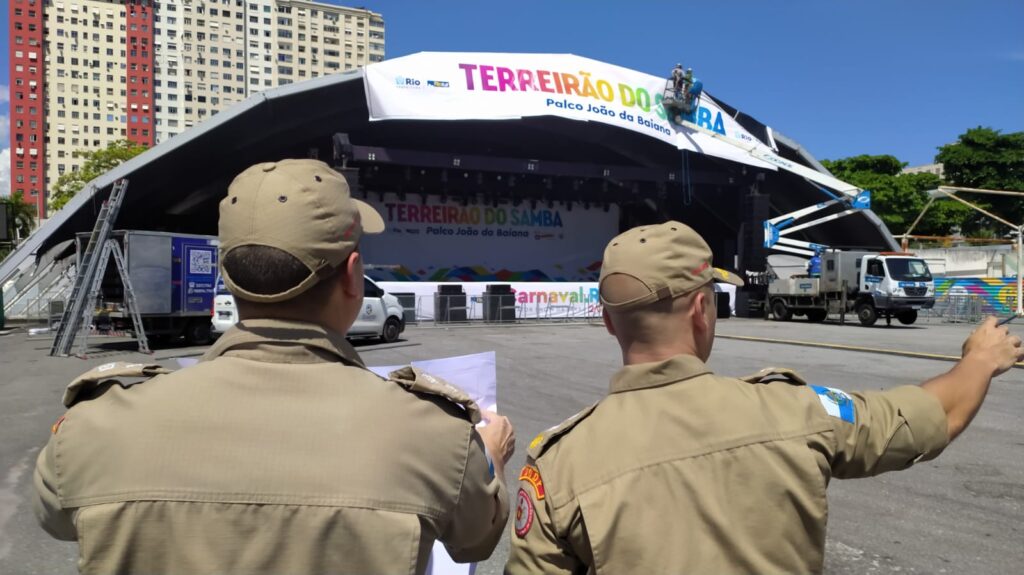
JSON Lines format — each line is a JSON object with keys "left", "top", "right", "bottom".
{"left": 33, "top": 319, "right": 508, "bottom": 575}
{"left": 505, "top": 354, "right": 949, "bottom": 575}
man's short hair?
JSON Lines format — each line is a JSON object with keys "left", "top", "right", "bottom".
{"left": 222, "top": 245, "right": 335, "bottom": 297}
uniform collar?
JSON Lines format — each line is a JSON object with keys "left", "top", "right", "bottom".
{"left": 609, "top": 354, "right": 712, "bottom": 394}
{"left": 201, "top": 318, "right": 366, "bottom": 367}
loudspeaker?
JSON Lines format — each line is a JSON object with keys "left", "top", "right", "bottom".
{"left": 738, "top": 193, "right": 769, "bottom": 272}
{"left": 391, "top": 292, "right": 418, "bottom": 325}
{"left": 716, "top": 291, "right": 731, "bottom": 319}
{"left": 483, "top": 284, "right": 516, "bottom": 323}
{"left": 435, "top": 286, "right": 467, "bottom": 323}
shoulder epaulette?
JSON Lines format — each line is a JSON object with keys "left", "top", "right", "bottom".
{"left": 63, "top": 362, "right": 172, "bottom": 407}
{"left": 527, "top": 402, "right": 599, "bottom": 459}
{"left": 388, "top": 366, "right": 481, "bottom": 424}
{"left": 739, "top": 366, "right": 808, "bottom": 386}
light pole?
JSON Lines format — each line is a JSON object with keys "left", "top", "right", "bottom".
{"left": 1016, "top": 225, "right": 1023, "bottom": 315}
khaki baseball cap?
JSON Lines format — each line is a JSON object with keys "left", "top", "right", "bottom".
{"left": 600, "top": 221, "right": 743, "bottom": 310}
{"left": 219, "top": 159, "right": 384, "bottom": 303}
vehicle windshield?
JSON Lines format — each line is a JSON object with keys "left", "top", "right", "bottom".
{"left": 886, "top": 258, "right": 932, "bottom": 281}
{"left": 363, "top": 277, "right": 384, "bottom": 297}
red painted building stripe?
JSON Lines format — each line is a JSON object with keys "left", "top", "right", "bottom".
{"left": 125, "top": 0, "right": 155, "bottom": 148}
{"left": 7, "top": 0, "right": 47, "bottom": 219}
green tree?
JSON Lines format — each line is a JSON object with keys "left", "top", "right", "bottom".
{"left": 821, "top": 154, "right": 972, "bottom": 237}
{"left": 821, "top": 154, "right": 905, "bottom": 177}
{"left": 49, "top": 139, "right": 148, "bottom": 212}
{"left": 1, "top": 192, "right": 37, "bottom": 260}
{"left": 935, "top": 127, "right": 1024, "bottom": 224}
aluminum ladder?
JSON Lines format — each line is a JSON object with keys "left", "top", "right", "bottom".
{"left": 50, "top": 179, "right": 148, "bottom": 356}
{"left": 70, "top": 238, "right": 150, "bottom": 357}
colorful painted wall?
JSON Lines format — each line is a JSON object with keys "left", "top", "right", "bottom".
{"left": 934, "top": 278, "right": 1019, "bottom": 315}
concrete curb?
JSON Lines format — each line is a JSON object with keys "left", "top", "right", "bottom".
{"left": 716, "top": 333, "right": 1024, "bottom": 369}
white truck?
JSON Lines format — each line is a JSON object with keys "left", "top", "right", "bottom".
{"left": 212, "top": 275, "right": 406, "bottom": 343}
{"left": 767, "top": 251, "right": 935, "bottom": 326}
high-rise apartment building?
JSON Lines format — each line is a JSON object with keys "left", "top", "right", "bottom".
{"left": 7, "top": 0, "right": 384, "bottom": 220}
{"left": 8, "top": 0, "right": 48, "bottom": 215}
{"left": 41, "top": 0, "right": 156, "bottom": 206}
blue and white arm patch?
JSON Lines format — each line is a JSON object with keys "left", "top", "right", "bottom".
{"left": 810, "top": 385, "right": 856, "bottom": 424}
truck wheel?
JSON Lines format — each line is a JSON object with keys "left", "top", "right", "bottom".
{"left": 856, "top": 303, "right": 878, "bottom": 327}
{"left": 184, "top": 320, "right": 213, "bottom": 346}
{"left": 806, "top": 309, "right": 827, "bottom": 322}
{"left": 897, "top": 310, "right": 918, "bottom": 325}
{"left": 771, "top": 300, "right": 792, "bottom": 322}
{"left": 381, "top": 317, "right": 402, "bottom": 343}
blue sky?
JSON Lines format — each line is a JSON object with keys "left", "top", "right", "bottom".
{"left": 2, "top": 0, "right": 1022, "bottom": 195}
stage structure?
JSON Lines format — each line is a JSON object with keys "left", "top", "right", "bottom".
{"left": 1, "top": 52, "right": 898, "bottom": 321}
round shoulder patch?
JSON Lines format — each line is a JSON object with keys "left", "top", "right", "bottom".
{"left": 514, "top": 488, "right": 535, "bottom": 538}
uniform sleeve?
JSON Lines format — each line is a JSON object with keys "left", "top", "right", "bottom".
{"left": 440, "top": 431, "right": 509, "bottom": 563}
{"left": 819, "top": 385, "right": 950, "bottom": 479}
{"left": 504, "top": 458, "right": 585, "bottom": 575}
{"left": 32, "top": 436, "right": 77, "bottom": 541}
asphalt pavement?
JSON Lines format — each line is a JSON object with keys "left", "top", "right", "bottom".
{"left": 0, "top": 317, "right": 1021, "bottom": 574}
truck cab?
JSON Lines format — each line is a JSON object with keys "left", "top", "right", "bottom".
{"left": 855, "top": 253, "right": 935, "bottom": 326}
{"left": 212, "top": 275, "right": 406, "bottom": 343}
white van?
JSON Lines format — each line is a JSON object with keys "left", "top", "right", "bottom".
{"left": 212, "top": 275, "right": 406, "bottom": 343}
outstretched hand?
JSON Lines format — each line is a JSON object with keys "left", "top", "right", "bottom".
{"left": 962, "top": 316, "right": 1024, "bottom": 377}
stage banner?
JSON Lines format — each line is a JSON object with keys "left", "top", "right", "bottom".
{"left": 364, "top": 52, "right": 777, "bottom": 171}
{"left": 360, "top": 192, "right": 618, "bottom": 282}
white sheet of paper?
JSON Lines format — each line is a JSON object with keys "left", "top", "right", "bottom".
{"left": 368, "top": 350, "right": 497, "bottom": 413}
{"left": 370, "top": 351, "right": 497, "bottom": 575}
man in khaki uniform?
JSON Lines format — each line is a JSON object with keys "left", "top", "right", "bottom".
{"left": 33, "top": 159, "right": 514, "bottom": 575}
{"left": 505, "top": 221, "right": 1023, "bottom": 574}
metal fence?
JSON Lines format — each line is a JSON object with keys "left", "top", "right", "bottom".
{"left": 921, "top": 294, "right": 986, "bottom": 324}
{"left": 405, "top": 293, "right": 604, "bottom": 326}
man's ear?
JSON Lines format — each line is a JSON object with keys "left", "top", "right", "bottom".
{"left": 691, "top": 290, "right": 709, "bottom": 333}
{"left": 603, "top": 307, "right": 616, "bottom": 336}
{"left": 341, "top": 251, "right": 363, "bottom": 298}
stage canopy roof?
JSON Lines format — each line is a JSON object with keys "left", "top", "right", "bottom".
{"left": 1, "top": 52, "right": 897, "bottom": 284}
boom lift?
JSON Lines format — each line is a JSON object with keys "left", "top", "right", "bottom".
{"left": 662, "top": 66, "right": 872, "bottom": 258}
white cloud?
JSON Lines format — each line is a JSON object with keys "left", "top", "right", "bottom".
{"left": 0, "top": 148, "right": 11, "bottom": 198}
{"left": 0, "top": 84, "right": 8, "bottom": 104}
{"left": 0, "top": 114, "right": 8, "bottom": 143}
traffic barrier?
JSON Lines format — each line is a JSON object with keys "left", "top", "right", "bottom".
{"left": 923, "top": 294, "right": 984, "bottom": 324}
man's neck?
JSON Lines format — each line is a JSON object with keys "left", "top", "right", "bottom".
{"left": 620, "top": 342, "right": 700, "bottom": 366}
{"left": 237, "top": 311, "right": 352, "bottom": 337}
